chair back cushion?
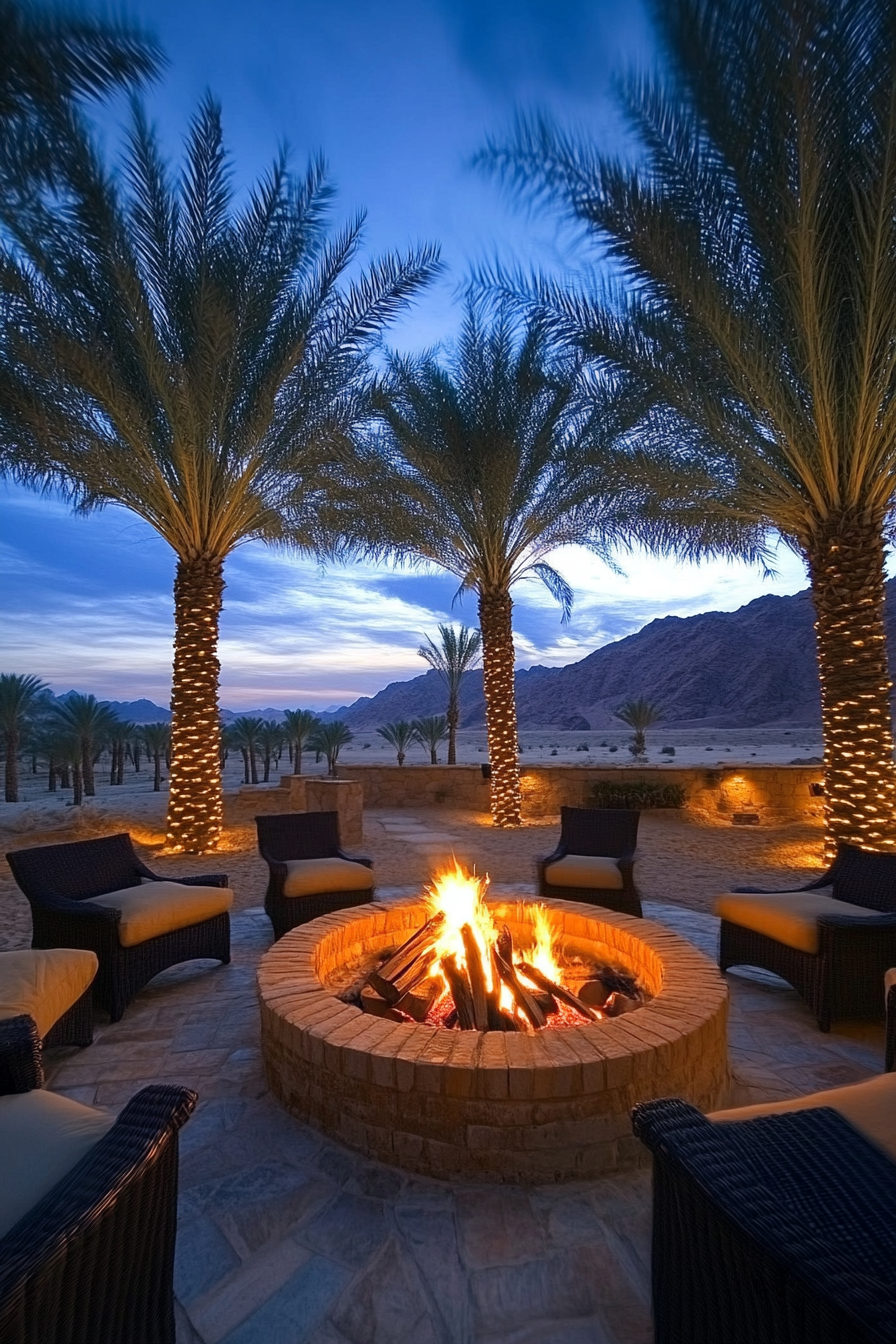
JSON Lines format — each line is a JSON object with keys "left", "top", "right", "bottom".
{"left": 256, "top": 811, "right": 341, "bottom": 861}
{"left": 0, "top": 949, "right": 98, "bottom": 1039}
{"left": 0, "top": 1090, "right": 114, "bottom": 1239}
{"left": 88, "top": 880, "right": 233, "bottom": 947}
{"left": 282, "top": 857, "right": 374, "bottom": 898}
{"left": 559, "top": 806, "right": 639, "bottom": 858}
{"left": 6, "top": 833, "right": 142, "bottom": 902}
{"left": 832, "top": 843, "right": 896, "bottom": 912}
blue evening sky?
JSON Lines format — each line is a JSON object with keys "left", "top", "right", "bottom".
{"left": 0, "top": 0, "right": 808, "bottom": 710}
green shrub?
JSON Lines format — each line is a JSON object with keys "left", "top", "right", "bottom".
{"left": 591, "top": 780, "right": 686, "bottom": 809}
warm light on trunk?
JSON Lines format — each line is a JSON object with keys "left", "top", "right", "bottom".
{"left": 478, "top": 586, "right": 522, "bottom": 826}
{"left": 166, "top": 555, "right": 224, "bottom": 852}
{"left": 808, "top": 519, "right": 896, "bottom": 858}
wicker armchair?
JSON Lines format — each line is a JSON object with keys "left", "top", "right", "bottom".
{"left": 257, "top": 811, "right": 374, "bottom": 940}
{"left": 0, "top": 1015, "right": 196, "bottom": 1344}
{"left": 718, "top": 842, "right": 896, "bottom": 1031}
{"left": 6, "top": 833, "right": 231, "bottom": 1022}
{"left": 632, "top": 1096, "right": 896, "bottom": 1344}
{"left": 886, "top": 969, "right": 896, "bottom": 1072}
{"left": 536, "top": 806, "right": 641, "bottom": 917}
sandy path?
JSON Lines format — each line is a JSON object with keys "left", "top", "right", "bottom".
{"left": 0, "top": 804, "right": 824, "bottom": 952}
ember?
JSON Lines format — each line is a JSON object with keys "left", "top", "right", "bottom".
{"left": 360, "top": 863, "right": 646, "bottom": 1030}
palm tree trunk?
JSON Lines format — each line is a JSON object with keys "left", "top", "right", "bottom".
{"left": 263, "top": 751, "right": 271, "bottom": 783}
{"left": 807, "top": 519, "right": 896, "bottom": 856}
{"left": 478, "top": 587, "right": 521, "bottom": 827}
{"left": 240, "top": 748, "right": 250, "bottom": 784}
{"left": 153, "top": 751, "right": 162, "bottom": 792}
{"left": 166, "top": 555, "right": 224, "bottom": 851}
{"left": 48, "top": 758, "right": 57, "bottom": 792}
{"left": 250, "top": 748, "right": 258, "bottom": 785}
{"left": 60, "top": 763, "right": 70, "bottom": 789}
{"left": 430, "top": 746, "right": 438, "bottom": 765}
{"left": 446, "top": 699, "right": 458, "bottom": 765}
{"left": 72, "top": 762, "right": 83, "bottom": 805}
{"left": 82, "top": 739, "right": 95, "bottom": 796}
{"left": 5, "top": 728, "right": 18, "bottom": 802}
{"left": 293, "top": 741, "right": 302, "bottom": 775}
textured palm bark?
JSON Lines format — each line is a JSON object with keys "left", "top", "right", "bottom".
{"left": 478, "top": 587, "right": 522, "bottom": 826}
{"left": 807, "top": 518, "right": 896, "bottom": 857}
{"left": 82, "top": 739, "right": 95, "bottom": 796}
{"left": 447, "top": 699, "right": 459, "bottom": 765}
{"left": 166, "top": 556, "right": 224, "bottom": 852}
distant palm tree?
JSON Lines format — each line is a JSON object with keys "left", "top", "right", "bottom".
{"left": 142, "top": 722, "right": 170, "bottom": 793}
{"left": 377, "top": 720, "right": 416, "bottom": 766}
{"left": 259, "top": 719, "right": 284, "bottom": 784}
{"left": 0, "top": 673, "right": 47, "bottom": 801}
{"left": 54, "top": 727, "right": 85, "bottom": 805}
{"left": 0, "top": 0, "right": 161, "bottom": 210}
{"left": 0, "top": 99, "right": 440, "bottom": 852}
{"left": 309, "top": 720, "right": 353, "bottom": 776}
{"left": 481, "top": 0, "right": 896, "bottom": 854}
{"left": 230, "top": 717, "right": 264, "bottom": 785}
{"left": 353, "top": 303, "right": 651, "bottom": 827}
{"left": 51, "top": 693, "right": 118, "bottom": 797}
{"left": 108, "top": 720, "right": 135, "bottom": 785}
{"left": 412, "top": 715, "right": 449, "bottom": 765}
{"left": 282, "top": 708, "right": 320, "bottom": 775}
{"left": 614, "top": 699, "right": 663, "bottom": 759}
{"left": 418, "top": 625, "right": 481, "bottom": 764}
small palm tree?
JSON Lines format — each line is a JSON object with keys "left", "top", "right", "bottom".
{"left": 142, "top": 722, "right": 170, "bottom": 793}
{"left": 309, "top": 720, "right": 352, "bottom": 776}
{"left": 282, "top": 708, "right": 320, "bottom": 775}
{"left": 418, "top": 626, "right": 481, "bottom": 764}
{"left": 230, "top": 717, "right": 264, "bottom": 785}
{"left": 0, "top": 673, "right": 48, "bottom": 801}
{"left": 54, "top": 727, "right": 85, "bottom": 805}
{"left": 259, "top": 719, "right": 284, "bottom": 784}
{"left": 377, "top": 720, "right": 416, "bottom": 766}
{"left": 108, "top": 719, "right": 135, "bottom": 785}
{"left": 614, "top": 699, "right": 663, "bottom": 759}
{"left": 0, "top": 99, "right": 439, "bottom": 851}
{"left": 351, "top": 302, "right": 650, "bottom": 827}
{"left": 482, "top": 0, "right": 896, "bottom": 854}
{"left": 51, "top": 693, "right": 118, "bottom": 797}
{"left": 412, "top": 715, "right": 449, "bottom": 765}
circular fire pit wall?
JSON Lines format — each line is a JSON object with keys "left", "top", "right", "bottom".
{"left": 258, "top": 900, "right": 728, "bottom": 1182}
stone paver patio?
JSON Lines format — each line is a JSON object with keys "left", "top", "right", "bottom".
{"left": 42, "top": 887, "right": 884, "bottom": 1344}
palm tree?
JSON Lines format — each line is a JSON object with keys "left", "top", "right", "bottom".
{"left": 482, "top": 0, "right": 896, "bottom": 854}
{"left": 230, "top": 717, "right": 264, "bottom": 785}
{"left": 142, "top": 722, "right": 170, "bottom": 793}
{"left": 259, "top": 719, "right": 284, "bottom": 783}
{"left": 377, "top": 720, "right": 416, "bottom": 766}
{"left": 0, "top": 99, "right": 440, "bottom": 852}
{"left": 108, "top": 719, "right": 135, "bottom": 785}
{"left": 53, "top": 727, "right": 85, "bottom": 805}
{"left": 418, "top": 625, "right": 481, "bottom": 764}
{"left": 353, "top": 303, "right": 651, "bottom": 827}
{"left": 51, "top": 693, "right": 118, "bottom": 797}
{"left": 412, "top": 715, "right": 449, "bottom": 765}
{"left": 282, "top": 708, "right": 320, "bottom": 775}
{"left": 614, "top": 698, "right": 663, "bottom": 759}
{"left": 0, "top": 0, "right": 161, "bottom": 209}
{"left": 309, "top": 720, "right": 352, "bottom": 776}
{"left": 0, "top": 672, "right": 47, "bottom": 801}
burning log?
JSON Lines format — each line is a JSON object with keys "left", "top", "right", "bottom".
{"left": 516, "top": 961, "right": 599, "bottom": 1022}
{"left": 494, "top": 927, "right": 545, "bottom": 1029}
{"left": 359, "top": 986, "right": 405, "bottom": 1022}
{"left": 442, "top": 954, "right": 476, "bottom": 1030}
{"left": 395, "top": 981, "right": 440, "bottom": 1022}
{"left": 460, "top": 923, "right": 490, "bottom": 1031}
{"left": 366, "top": 911, "right": 445, "bottom": 1004}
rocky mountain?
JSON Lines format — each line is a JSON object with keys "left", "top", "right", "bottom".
{"left": 337, "top": 581, "right": 896, "bottom": 731}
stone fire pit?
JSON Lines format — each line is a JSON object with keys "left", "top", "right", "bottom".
{"left": 258, "top": 898, "right": 729, "bottom": 1182}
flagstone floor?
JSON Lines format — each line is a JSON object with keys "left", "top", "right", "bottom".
{"left": 44, "top": 889, "right": 884, "bottom": 1344}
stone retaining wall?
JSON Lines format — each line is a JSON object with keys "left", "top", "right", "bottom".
{"left": 335, "top": 763, "right": 826, "bottom": 823}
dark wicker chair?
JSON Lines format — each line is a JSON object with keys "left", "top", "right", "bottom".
{"left": 536, "top": 806, "right": 642, "bottom": 917}
{"left": 257, "top": 811, "right": 374, "bottom": 940}
{"left": 886, "top": 969, "right": 896, "bottom": 1072}
{"left": 720, "top": 842, "right": 896, "bottom": 1031}
{"left": 632, "top": 1096, "right": 896, "bottom": 1344}
{"left": 0, "top": 1015, "right": 196, "bottom": 1344}
{"left": 6, "top": 833, "right": 231, "bottom": 1022}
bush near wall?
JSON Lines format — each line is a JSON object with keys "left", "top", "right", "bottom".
{"left": 591, "top": 780, "right": 686, "bottom": 810}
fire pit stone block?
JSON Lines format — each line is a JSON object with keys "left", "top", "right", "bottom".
{"left": 257, "top": 899, "right": 729, "bottom": 1182}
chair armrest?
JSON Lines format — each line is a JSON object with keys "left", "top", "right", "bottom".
{"left": 167, "top": 873, "right": 229, "bottom": 888}
{"left": 537, "top": 845, "right": 568, "bottom": 868}
{"left": 817, "top": 912, "right": 896, "bottom": 931}
{"left": 337, "top": 850, "right": 372, "bottom": 868}
{"left": 35, "top": 891, "right": 121, "bottom": 923}
{"left": 258, "top": 846, "right": 288, "bottom": 876}
{"left": 0, "top": 1016, "right": 43, "bottom": 1094}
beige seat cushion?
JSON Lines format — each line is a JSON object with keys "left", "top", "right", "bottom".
{"left": 88, "top": 880, "right": 233, "bottom": 948}
{"left": 0, "top": 1089, "right": 115, "bottom": 1239}
{"left": 710, "top": 1071, "right": 896, "bottom": 1163}
{"left": 282, "top": 857, "right": 374, "bottom": 899}
{"left": 0, "top": 949, "right": 98, "bottom": 1039}
{"left": 543, "top": 855, "right": 623, "bottom": 890}
{"left": 715, "top": 887, "right": 880, "bottom": 954}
